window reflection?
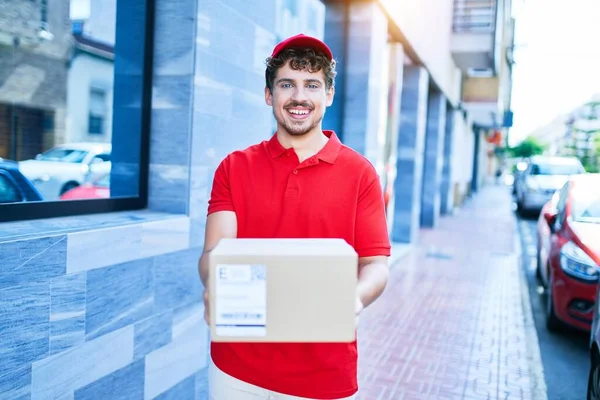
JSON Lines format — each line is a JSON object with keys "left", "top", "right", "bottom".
{"left": 0, "top": 0, "right": 146, "bottom": 205}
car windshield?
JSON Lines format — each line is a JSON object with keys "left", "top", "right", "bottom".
{"left": 531, "top": 163, "right": 582, "bottom": 175}
{"left": 38, "top": 148, "right": 88, "bottom": 163}
{"left": 572, "top": 193, "right": 600, "bottom": 223}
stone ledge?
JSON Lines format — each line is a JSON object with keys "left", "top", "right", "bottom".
{"left": 0, "top": 210, "right": 188, "bottom": 242}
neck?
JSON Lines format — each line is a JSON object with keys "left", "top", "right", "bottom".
{"left": 277, "top": 127, "right": 329, "bottom": 162}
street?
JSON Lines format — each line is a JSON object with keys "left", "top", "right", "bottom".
{"left": 516, "top": 208, "right": 591, "bottom": 400}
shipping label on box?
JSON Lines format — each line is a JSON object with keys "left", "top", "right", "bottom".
{"left": 215, "top": 263, "right": 267, "bottom": 337}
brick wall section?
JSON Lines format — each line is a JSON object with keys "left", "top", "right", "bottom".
{"left": 0, "top": 0, "right": 41, "bottom": 44}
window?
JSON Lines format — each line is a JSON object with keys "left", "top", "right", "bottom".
{"left": 40, "top": 0, "right": 48, "bottom": 28}
{"left": 530, "top": 162, "right": 584, "bottom": 176}
{"left": 0, "top": 0, "right": 155, "bottom": 222}
{"left": 0, "top": 173, "right": 23, "bottom": 204}
{"left": 554, "top": 183, "right": 570, "bottom": 230}
{"left": 93, "top": 153, "right": 111, "bottom": 163}
{"left": 36, "top": 148, "right": 88, "bottom": 163}
{"left": 88, "top": 88, "right": 107, "bottom": 135}
{"left": 571, "top": 188, "right": 600, "bottom": 223}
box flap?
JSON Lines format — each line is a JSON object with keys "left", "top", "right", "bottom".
{"left": 211, "top": 238, "right": 357, "bottom": 257}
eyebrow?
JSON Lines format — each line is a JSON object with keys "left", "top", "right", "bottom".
{"left": 275, "top": 78, "right": 323, "bottom": 86}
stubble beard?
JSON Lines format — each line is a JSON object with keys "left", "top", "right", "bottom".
{"left": 274, "top": 109, "right": 323, "bottom": 137}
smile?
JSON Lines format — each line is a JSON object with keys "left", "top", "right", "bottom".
{"left": 286, "top": 108, "right": 312, "bottom": 119}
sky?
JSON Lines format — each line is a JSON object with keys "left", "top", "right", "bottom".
{"left": 509, "top": 0, "right": 600, "bottom": 145}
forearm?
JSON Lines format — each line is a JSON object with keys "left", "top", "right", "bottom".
{"left": 356, "top": 260, "right": 389, "bottom": 309}
{"left": 198, "top": 250, "right": 211, "bottom": 287}
{"left": 198, "top": 211, "right": 238, "bottom": 288}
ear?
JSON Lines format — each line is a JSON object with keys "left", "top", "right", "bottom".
{"left": 326, "top": 85, "right": 335, "bottom": 107}
{"left": 265, "top": 86, "right": 273, "bottom": 106}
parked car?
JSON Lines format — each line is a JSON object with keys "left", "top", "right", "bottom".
{"left": 0, "top": 158, "right": 44, "bottom": 204}
{"left": 536, "top": 190, "right": 560, "bottom": 285}
{"left": 587, "top": 180, "right": 600, "bottom": 398}
{"left": 59, "top": 173, "right": 110, "bottom": 200}
{"left": 514, "top": 155, "right": 585, "bottom": 215}
{"left": 536, "top": 173, "right": 600, "bottom": 333}
{"left": 512, "top": 160, "right": 528, "bottom": 194}
{"left": 18, "top": 142, "right": 111, "bottom": 201}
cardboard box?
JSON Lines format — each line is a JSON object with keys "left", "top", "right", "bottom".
{"left": 209, "top": 238, "right": 358, "bottom": 343}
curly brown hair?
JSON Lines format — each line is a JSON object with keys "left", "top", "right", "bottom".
{"left": 265, "top": 47, "right": 337, "bottom": 93}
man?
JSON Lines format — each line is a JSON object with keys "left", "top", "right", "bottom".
{"left": 198, "top": 33, "right": 391, "bottom": 400}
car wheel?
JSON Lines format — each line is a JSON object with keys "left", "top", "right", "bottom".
{"left": 588, "top": 350, "right": 600, "bottom": 400}
{"left": 60, "top": 182, "right": 79, "bottom": 195}
{"left": 546, "top": 269, "right": 562, "bottom": 332}
{"left": 535, "top": 244, "right": 543, "bottom": 284}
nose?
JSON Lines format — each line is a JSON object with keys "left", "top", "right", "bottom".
{"left": 291, "top": 86, "right": 308, "bottom": 102}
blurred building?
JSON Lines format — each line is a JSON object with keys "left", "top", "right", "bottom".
{"left": 66, "top": 0, "right": 116, "bottom": 144}
{"left": 451, "top": 0, "right": 516, "bottom": 194}
{"left": 529, "top": 114, "right": 571, "bottom": 155}
{"left": 530, "top": 94, "right": 600, "bottom": 159}
{"left": 0, "top": 0, "right": 115, "bottom": 160}
{"left": 0, "top": 0, "right": 72, "bottom": 160}
{"left": 565, "top": 95, "right": 600, "bottom": 159}
{"left": 322, "top": 0, "right": 515, "bottom": 241}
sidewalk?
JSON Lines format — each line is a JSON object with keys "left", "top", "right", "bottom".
{"left": 356, "top": 184, "right": 547, "bottom": 400}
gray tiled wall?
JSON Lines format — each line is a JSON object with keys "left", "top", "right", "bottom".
{"left": 335, "top": 2, "right": 388, "bottom": 166}
{"left": 391, "top": 66, "right": 429, "bottom": 244}
{"left": 420, "top": 90, "right": 447, "bottom": 228}
{"left": 323, "top": 2, "right": 347, "bottom": 136}
{"left": 0, "top": 0, "right": 325, "bottom": 399}
{"left": 440, "top": 106, "right": 456, "bottom": 215}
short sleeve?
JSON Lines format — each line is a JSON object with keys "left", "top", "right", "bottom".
{"left": 354, "top": 166, "right": 391, "bottom": 257}
{"left": 207, "top": 156, "right": 235, "bottom": 215}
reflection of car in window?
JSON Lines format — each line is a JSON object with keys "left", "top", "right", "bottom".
{"left": 59, "top": 173, "right": 110, "bottom": 200}
{"left": 0, "top": 158, "right": 44, "bottom": 204}
{"left": 18, "top": 142, "right": 111, "bottom": 201}
{"left": 35, "top": 148, "right": 89, "bottom": 163}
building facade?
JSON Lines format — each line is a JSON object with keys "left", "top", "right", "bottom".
{"left": 0, "top": 0, "right": 514, "bottom": 398}
{"left": 0, "top": 0, "right": 72, "bottom": 160}
{"left": 530, "top": 94, "right": 600, "bottom": 170}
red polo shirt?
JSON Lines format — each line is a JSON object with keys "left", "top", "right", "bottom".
{"left": 207, "top": 130, "right": 391, "bottom": 399}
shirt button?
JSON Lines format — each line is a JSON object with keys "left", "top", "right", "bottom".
{"left": 293, "top": 169, "right": 298, "bottom": 174}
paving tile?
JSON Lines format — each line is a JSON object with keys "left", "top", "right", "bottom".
{"left": 357, "top": 185, "right": 543, "bottom": 400}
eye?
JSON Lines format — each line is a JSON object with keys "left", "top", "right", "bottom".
{"left": 281, "top": 83, "right": 293, "bottom": 88}
{"left": 307, "top": 84, "right": 319, "bottom": 89}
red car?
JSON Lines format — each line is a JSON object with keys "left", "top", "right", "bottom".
{"left": 59, "top": 174, "right": 110, "bottom": 200}
{"left": 536, "top": 173, "right": 600, "bottom": 332}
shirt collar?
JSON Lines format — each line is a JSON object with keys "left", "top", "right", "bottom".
{"left": 266, "top": 130, "right": 342, "bottom": 164}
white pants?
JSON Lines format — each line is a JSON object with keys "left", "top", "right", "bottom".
{"left": 209, "top": 358, "right": 357, "bottom": 400}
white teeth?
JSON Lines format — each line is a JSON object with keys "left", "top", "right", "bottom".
{"left": 288, "top": 109, "right": 309, "bottom": 115}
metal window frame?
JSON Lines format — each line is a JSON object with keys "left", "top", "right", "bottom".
{"left": 0, "top": 0, "right": 155, "bottom": 223}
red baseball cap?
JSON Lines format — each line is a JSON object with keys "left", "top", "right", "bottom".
{"left": 270, "top": 33, "right": 333, "bottom": 61}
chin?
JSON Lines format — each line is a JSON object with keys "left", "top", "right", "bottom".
{"left": 287, "top": 130, "right": 311, "bottom": 136}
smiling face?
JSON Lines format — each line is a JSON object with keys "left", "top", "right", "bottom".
{"left": 265, "top": 60, "right": 334, "bottom": 137}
